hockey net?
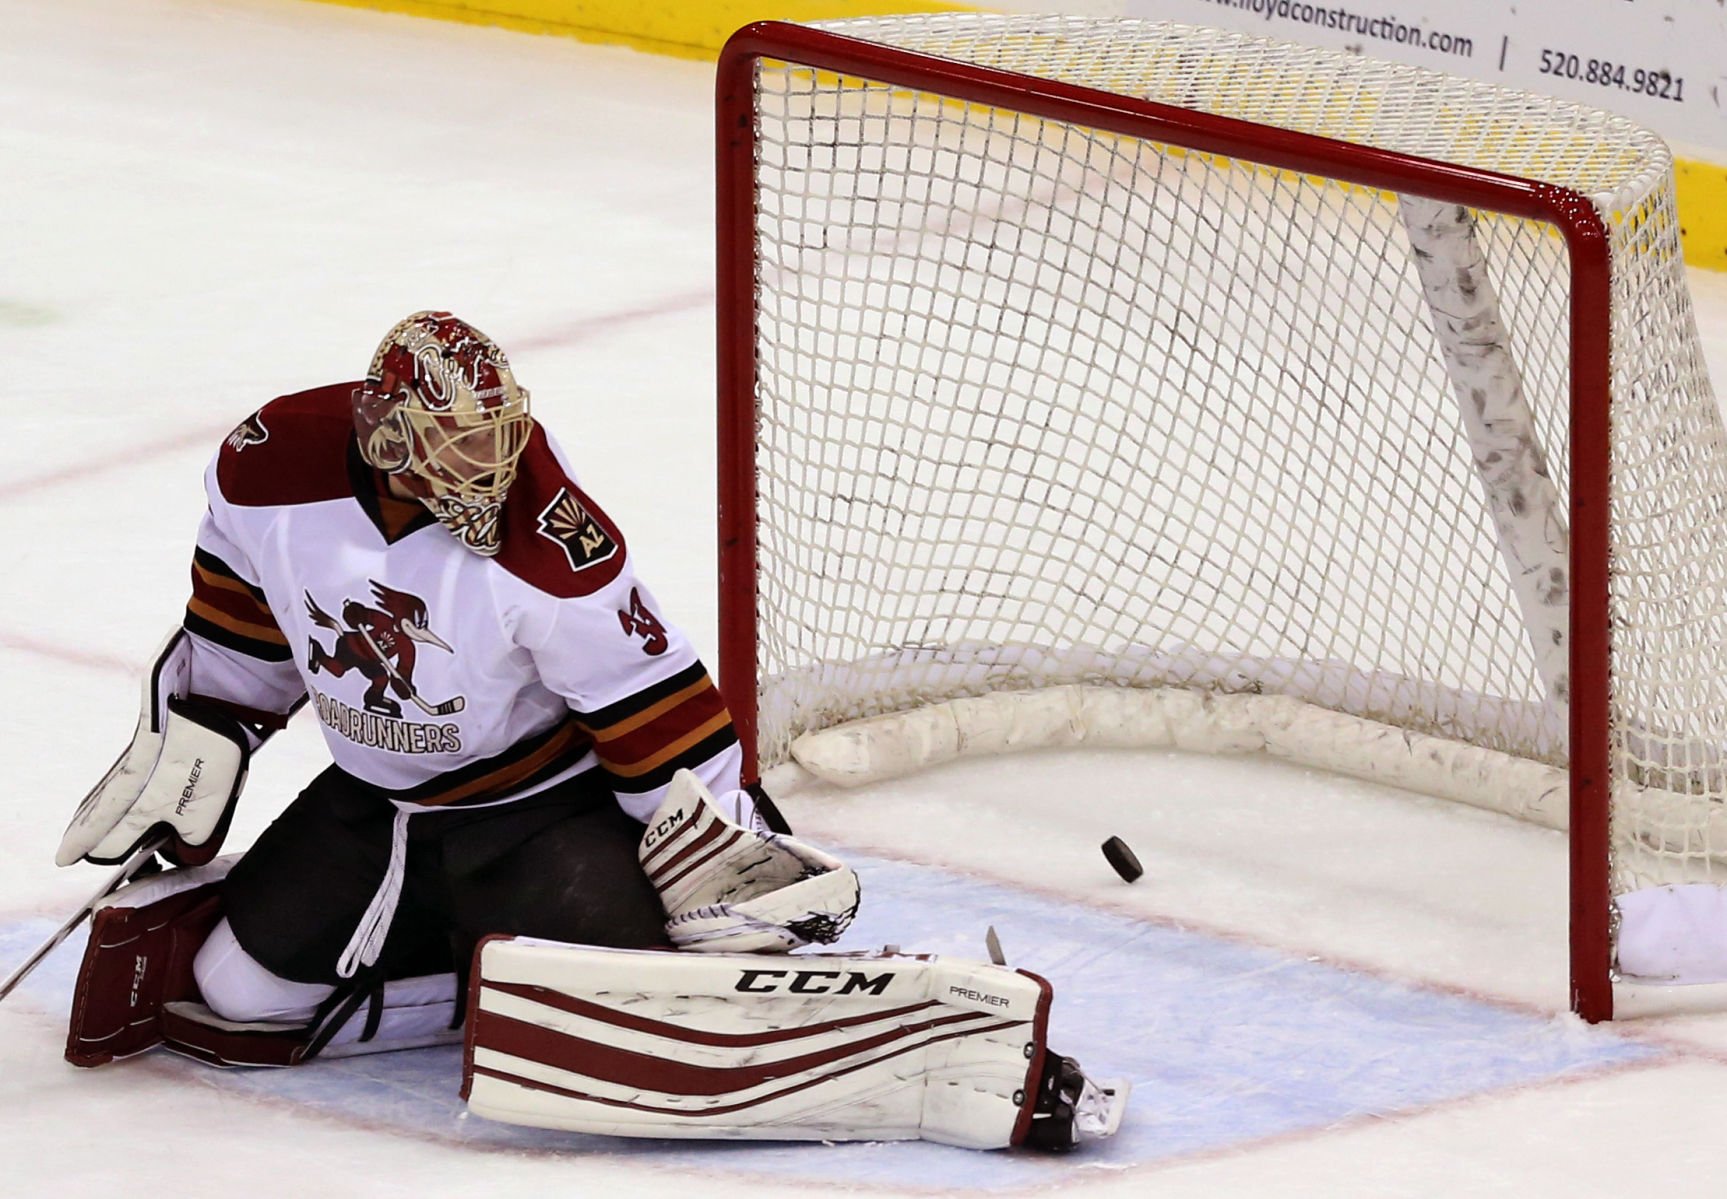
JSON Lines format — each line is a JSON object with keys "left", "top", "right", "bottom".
{"left": 714, "top": 15, "right": 1727, "bottom": 1018}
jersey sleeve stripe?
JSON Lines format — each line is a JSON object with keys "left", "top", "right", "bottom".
{"left": 190, "top": 555, "right": 278, "bottom": 627}
{"left": 586, "top": 676, "right": 713, "bottom": 743}
{"left": 584, "top": 679, "right": 728, "bottom": 763}
{"left": 186, "top": 582, "right": 287, "bottom": 637}
{"left": 578, "top": 667, "right": 738, "bottom": 784}
{"left": 192, "top": 557, "right": 267, "bottom": 602}
{"left": 192, "top": 548, "right": 270, "bottom": 604}
{"left": 184, "top": 595, "right": 290, "bottom": 646}
{"left": 183, "top": 608, "right": 296, "bottom": 662}
{"left": 187, "top": 548, "right": 289, "bottom": 660}
{"left": 580, "top": 661, "right": 712, "bottom": 728}
{"left": 600, "top": 712, "right": 734, "bottom": 780}
{"left": 606, "top": 725, "right": 740, "bottom": 798}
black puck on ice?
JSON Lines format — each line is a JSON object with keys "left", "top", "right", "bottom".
{"left": 1101, "top": 836, "right": 1143, "bottom": 883}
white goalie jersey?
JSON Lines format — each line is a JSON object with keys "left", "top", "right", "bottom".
{"left": 180, "top": 383, "right": 747, "bottom": 819}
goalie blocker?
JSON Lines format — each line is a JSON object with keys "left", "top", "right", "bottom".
{"left": 463, "top": 937, "right": 1128, "bottom": 1151}
{"left": 57, "top": 630, "right": 257, "bottom": 870}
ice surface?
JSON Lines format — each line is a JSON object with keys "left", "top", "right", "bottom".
{"left": 0, "top": 851, "right": 1659, "bottom": 1189}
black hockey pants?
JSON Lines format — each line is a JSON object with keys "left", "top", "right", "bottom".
{"left": 222, "top": 764, "right": 670, "bottom": 986}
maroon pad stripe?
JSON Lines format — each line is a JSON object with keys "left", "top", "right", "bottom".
{"left": 639, "top": 804, "right": 711, "bottom": 870}
{"left": 1009, "top": 969, "right": 1054, "bottom": 1146}
{"left": 474, "top": 1006, "right": 995, "bottom": 1095}
{"left": 652, "top": 828, "right": 749, "bottom": 894}
{"left": 484, "top": 979, "right": 939, "bottom": 1046}
{"left": 471, "top": 1017, "right": 1026, "bottom": 1118}
{"left": 645, "top": 812, "right": 732, "bottom": 877}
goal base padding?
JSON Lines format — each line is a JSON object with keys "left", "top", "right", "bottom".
{"left": 1611, "top": 978, "right": 1727, "bottom": 1019}
{"left": 1616, "top": 883, "right": 1727, "bottom": 986}
{"left": 789, "top": 683, "right": 1572, "bottom": 831}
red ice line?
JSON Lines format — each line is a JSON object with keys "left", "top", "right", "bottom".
{"left": 0, "top": 425, "right": 220, "bottom": 506}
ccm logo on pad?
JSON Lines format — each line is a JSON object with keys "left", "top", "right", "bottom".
{"left": 641, "top": 808, "right": 684, "bottom": 851}
{"left": 734, "top": 969, "right": 893, "bottom": 996}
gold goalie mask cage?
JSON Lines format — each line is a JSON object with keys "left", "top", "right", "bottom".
{"left": 353, "top": 311, "right": 533, "bottom": 556}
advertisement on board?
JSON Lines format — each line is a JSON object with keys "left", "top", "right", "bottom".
{"left": 1116, "top": 0, "right": 1727, "bottom": 157}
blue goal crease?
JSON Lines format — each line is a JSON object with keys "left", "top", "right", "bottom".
{"left": 0, "top": 856, "right": 1657, "bottom": 1190}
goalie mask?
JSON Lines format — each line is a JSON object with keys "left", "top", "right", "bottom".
{"left": 352, "top": 311, "right": 533, "bottom": 557}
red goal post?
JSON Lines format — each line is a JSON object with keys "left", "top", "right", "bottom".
{"left": 713, "top": 16, "right": 1710, "bottom": 1023}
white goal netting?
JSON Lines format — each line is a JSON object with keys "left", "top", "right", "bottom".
{"left": 729, "top": 16, "right": 1727, "bottom": 968}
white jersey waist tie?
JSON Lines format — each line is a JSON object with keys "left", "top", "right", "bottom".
{"left": 336, "top": 806, "right": 412, "bottom": 980}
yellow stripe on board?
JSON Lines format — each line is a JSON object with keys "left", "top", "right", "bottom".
{"left": 1677, "top": 157, "right": 1727, "bottom": 272}
{"left": 305, "top": 0, "right": 1727, "bottom": 270}
{"left": 306, "top": 0, "right": 972, "bottom": 59}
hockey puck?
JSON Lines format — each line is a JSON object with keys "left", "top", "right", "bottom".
{"left": 1101, "top": 836, "right": 1143, "bottom": 883}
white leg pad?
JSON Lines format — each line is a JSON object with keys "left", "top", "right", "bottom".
{"left": 185, "top": 919, "right": 459, "bottom": 1063}
{"left": 193, "top": 919, "right": 336, "bottom": 1024}
{"left": 316, "top": 973, "right": 461, "bottom": 1057}
{"left": 463, "top": 938, "right": 1055, "bottom": 1149}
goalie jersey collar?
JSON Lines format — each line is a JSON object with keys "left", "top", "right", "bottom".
{"left": 217, "top": 383, "right": 629, "bottom": 599}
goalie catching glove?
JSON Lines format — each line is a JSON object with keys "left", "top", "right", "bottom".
{"left": 57, "top": 631, "right": 252, "bottom": 869}
{"left": 640, "top": 770, "right": 860, "bottom": 952}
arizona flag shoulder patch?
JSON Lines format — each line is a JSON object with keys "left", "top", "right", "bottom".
{"left": 535, "top": 487, "right": 619, "bottom": 573}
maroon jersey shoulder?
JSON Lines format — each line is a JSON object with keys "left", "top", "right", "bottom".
{"left": 214, "top": 383, "right": 359, "bottom": 508}
{"left": 495, "top": 425, "right": 628, "bottom": 599}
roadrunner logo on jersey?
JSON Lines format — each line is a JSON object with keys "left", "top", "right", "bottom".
{"left": 224, "top": 411, "right": 269, "bottom": 452}
{"left": 304, "top": 580, "right": 464, "bottom": 752}
{"left": 536, "top": 487, "right": 618, "bottom": 573}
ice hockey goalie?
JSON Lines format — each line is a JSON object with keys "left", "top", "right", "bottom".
{"left": 49, "top": 312, "right": 1128, "bottom": 1152}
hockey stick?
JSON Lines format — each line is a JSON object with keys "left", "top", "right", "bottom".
{"left": 0, "top": 834, "right": 168, "bottom": 1004}
{"left": 356, "top": 626, "right": 464, "bottom": 716}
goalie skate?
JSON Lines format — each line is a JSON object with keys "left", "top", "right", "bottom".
{"left": 1023, "top": 1051, "right": 1131, "bottom": 1153}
